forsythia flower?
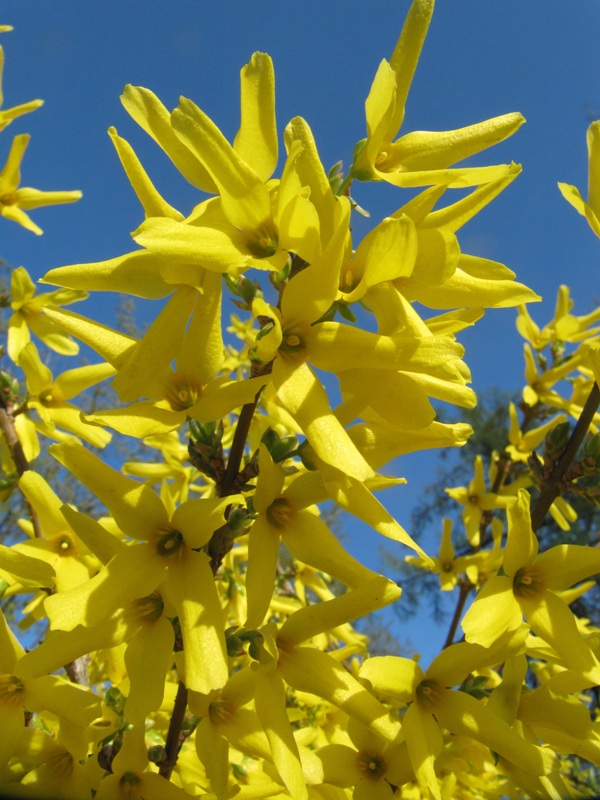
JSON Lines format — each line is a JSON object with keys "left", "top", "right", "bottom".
{"left": 462, "top": 489, "right": 600, "bottom": 682}
{"left": 7, "top": 266, "right": 87, "bottom": 361}
{"left": 445, "top": 454, "right": 514, "bottom": 546}
{"left": 0, "top": 134, "right": 81, "bottom": 234}
{"left": 351, "top": 0, "right": 525, "bottom": 188}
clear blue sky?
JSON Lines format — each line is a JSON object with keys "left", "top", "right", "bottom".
{"left": 2, "top": 2, "right": 600, "bottom": 660}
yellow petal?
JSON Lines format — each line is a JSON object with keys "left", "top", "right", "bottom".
{"left": 42, "top": 250, "right": 182, "bottom": 299}
{"left": 245, "top": 516, "right": 280, "bottom": 630}
{"left": 86, "top": 404, "right": 183, "bottom": 438}
{"left": 521, "top": 590, "right": 600, "bottom": 683}
{"left": 387, "top": 0, "right": 435, "bottom": 136}
{"left": 461, "top": 576, "right": 522, "bottom": 647}
{"left": 403, "top": 703, "right": 443, "bottom": 800}
{"left": 234, "top": 52, "right": 278, "bottom": 181}
{"left": 49, "top": 441, "right": 169, "bottom": 539}
{"left": 282, "top": 509, "right": 376, "bottom": 589}
{"left": 124, "top": 615, "right": 174, "bottom": 723}
{"left": 504, "top": 489, "right": 538, "bottom": 577}
{"left": 121, "top": 84, "right": 217, "bottom": 192}
{"left": 113, "top": 286, "right": 197, "bottom": 402}
{"left": 167, "top": 552, "right": 228, "bottom": 693}
{"left": 280, "top": 646, "right": 400, "bottom": 742}
{"left": 275, "top": 361, "right": 373, "bottom": 481}
{"left": 434, "top": 687, "right": 554, "bottom": 776}
{"left": 254, "top": 668, "right": 308, "bottom": 800}
{"left": 587, "top": 120, "right": 600, "bottom": 219}
{"left": 19, "top": 470, "right": 69, "bottom": 538}
{"left": 0, "top": 543, "right": 55, "bottom": 588}
{"left": 108, "top": 126, "right": 184, "bottom": 220}
{"left": 535, "top": 544, "right": 600, "bottom": 591}
{"left": 278, "top": 574, "right": 400, "bottom": 647}
{"left": 42, "top": 306, "right": 136, "bottom": 367}
{"left": 172, "top": 97, "right": 272, "bottom": 233}
{"left": 24, "top": 674, "right": 100, "bottom": 728}
{"left": 359, "top": 655, "right": 423, "bottom": 705}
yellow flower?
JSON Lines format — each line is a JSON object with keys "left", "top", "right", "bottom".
{"left": 94, "top": 728, "right": 190, "bottom": 800}
{"left": 517, "top": 285, "right": 600, "bottom": 351}
{"left": 244, "top": 444, "right": 379, "bottom": 628}
{"left": 17, "top": 341, "right": 113, "bottom": 448}
{"left": 0, "top": 134, "right": 81, "bottom": 234}
{"left": 7, "top": 266, "right": 87, "bottom": 362}
{"left": 17, "top": 587, "right": 175, "bottom": 727}
{"left": 405, "top": 518, "right": 488, "bottom": 591}
{"left": 506, "top": 402, "right": 567, "bottom": 464}
{"left": 45, "top": 441, "right": 238, "bottom": 695}
{"left": 359, "top": 631, "right": 553, "bottom": 800}
{"left": 14, "top": 471, "right": 100, "bottom": 592}
{"left": 317, "top": 717, "right": 412, "bottom": 799}
{"left": 558, "top": 120, "right": 600, "bottom": 239}
{"left": 352, "top": 0, "right": 525, "bottom": 188}
{"left": 445, "top": 455, "right": 515, "bottom": 546}
{"left": 0, "top": 610, "right": 100, "bottom": 780}
{"left": 462, "top": 489, "right": 600, "bottom": 682}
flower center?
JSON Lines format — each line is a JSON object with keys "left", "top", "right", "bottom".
{"left": 39, "top": 387, "right": 62, "bottom": 407}
{"left": 513, "top": 565, "right": 544, "bottom": 599}
{"left": 245, "top": 223, "right": 278, "bottom": 258}
{"left": 130, "top": 591, "right": 164, "bottom": 625}
{"left": 357, "top": 750, "right": 387, "bottom": 781}
{"left": 0, "top": 675, "right": 25, "bottom": 709}
{"left": 50, "top": 532, "right": 76, "bottom": 556}
{"left": 416, "top": 679, "right": 442, "bottom": 711}
{"left": 166, "top": 378, "right": 200, "bottom": 412}
{"left": 209, "top": 696, "right": 234, "bottom": 725}
{"left": 0, "top": 192, "right": 17, "bottom": 206}
{"left": 279, "top": 327, "right": 306, "bottom": 354}
{"left": 266, "top": 497, "right": 296, "bottom": 529}
{"left": 119, "top": 771, "right": 141, "bottom": 800}
{"left": 154, "top": 529, "right": 185, "bottom": 558}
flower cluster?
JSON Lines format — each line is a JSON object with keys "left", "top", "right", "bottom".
{"left": 1, "top": 3, "right": 600, "bottom": 799}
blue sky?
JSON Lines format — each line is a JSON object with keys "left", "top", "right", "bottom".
{"left": 2, "top": 2, "right": 600, "bottom": 660}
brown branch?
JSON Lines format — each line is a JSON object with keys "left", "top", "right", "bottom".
{"left": 159, "top": 679, "right": 189, "bottom": 779}
{"left": 530, "top": 382, "right": 600, "bottom": 532}
{"left": 443, "top": 581, "right": 472, "bottom": 649}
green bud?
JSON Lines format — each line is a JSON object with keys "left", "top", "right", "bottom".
{"left": 328, "top": 161, "right": 343, "bottom": 180}
{"left": 298, "top": 441, "right": 317, "bottom": 471}
{"left": 270, "top": 256, "right": 291, "bottom": 285}
{"left": 226, "top": 632, "right": 246, "bottom": 657}
{"left": 584, "top": 433, "right": 600, "bottom": 460}
{"left": 105, "top": 685, "right": 126, "bottom": 716}
{"left": 544, "top": 421, "right": 571, "bottom": 461}
{"left": 227, "top": 506, "right": 249, "bottom": 532}
{"left": 147, "top": 745, "right": 165, "bottom": 764}
{"left": 0, "top": 371, "right": 18, "bottom": 400}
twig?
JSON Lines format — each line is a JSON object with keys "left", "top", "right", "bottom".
{"left": 530, "top": 382, "right": 600, "bottom": 532}
{"left": 442, "top": 581, "right": 472, "bottom": 649}
{"left": 159, "top": 680, "right": 189, "bottom": 779}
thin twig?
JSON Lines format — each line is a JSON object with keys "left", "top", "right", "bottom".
{"left": 443, "top": 581, "right": 472, "bottom": 649}
{"left": 530, "top": 382, "right": 600, "bottom": 532}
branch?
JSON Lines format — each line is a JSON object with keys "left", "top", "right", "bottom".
{"left": 442, "top": 580, "right": 472, "bottom": 649}
{"left": 159, "top": 679, "right": 189, "bottom": 779}
{"left": 530, "top": 382, "right": 600, "bottom": 532}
